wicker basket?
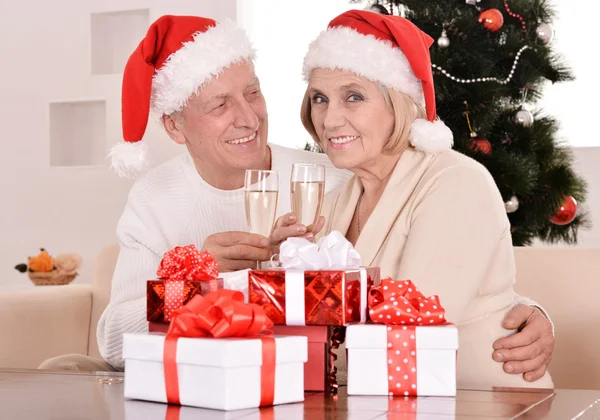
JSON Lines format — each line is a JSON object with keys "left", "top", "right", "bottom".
{"left": 27, "top": 271, "right": 77, "bottom": 286}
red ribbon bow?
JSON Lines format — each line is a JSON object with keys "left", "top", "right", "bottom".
{"left": 157, "top": 245, "right": 219, "bottom": 282}
{"left": 157, "top": 245, "right": 220, "bottom": 321}
{"left": 163, "top": 290, "right": 275, "bottom": 407}
{"left": 368, "top": 278, "right": 446, "bottom": 325}
{"left": 166, "top": 289, "right": 273, "bottom": 338}
{"left": 368, "top": 278, "right": 447, "bottom": 396}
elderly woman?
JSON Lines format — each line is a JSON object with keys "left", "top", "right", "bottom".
{"left": 271, "top": 10, "right": 554, "bottom": 388}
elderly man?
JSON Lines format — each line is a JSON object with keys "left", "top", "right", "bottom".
{"left": 98, "top": 14, "right": 350, "bottom": 368}
{"left": 40, "top": 15, "right": 553, "bottom": 383}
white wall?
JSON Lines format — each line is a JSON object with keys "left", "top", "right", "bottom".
{"left": 538, "top": 0, "right": 600, "bottom": 148}
{"left": 236, "top": 0, "right": 369, "bottom": 150}
{"left": 0, "top": 0, "right": 237, "bottom": 287}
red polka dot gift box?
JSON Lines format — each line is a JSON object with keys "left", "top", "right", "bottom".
{"left": 345, "top": 278, "right": 458, "bottom": 397}
{"left": 147, "top": 245, "right": 223, "bottom": 327}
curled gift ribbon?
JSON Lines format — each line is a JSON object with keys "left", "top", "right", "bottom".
{"left": 164, "top": 290, "right": 275, "bottom": 406}
{"left": 157, "top": 245, "right": 219, "bottom": 321}
{"left": 368, "top": 278, "right": 447, "bottom": 396}
{"left": 327, "top": 326, "right": 345, "bottom": 395}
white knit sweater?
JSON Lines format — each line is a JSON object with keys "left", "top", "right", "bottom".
{"left": 96, "top": 144, "right": 352, "bottom": 368}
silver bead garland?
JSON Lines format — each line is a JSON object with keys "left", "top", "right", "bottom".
{"left": 432, "top": 46, "right": 531, "bottom": 85}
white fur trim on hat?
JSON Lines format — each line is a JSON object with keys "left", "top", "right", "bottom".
{"left": 108, "top": 141, "right": 149, "bottom": 179}
{"left": 302, "top": 26, "right": 424, "bottom": 104}
{"left": 151, "top": 19, "right": 256, "bottom": 116}
{"left": 409, "top": 119, "right": 454, "bottom": 153}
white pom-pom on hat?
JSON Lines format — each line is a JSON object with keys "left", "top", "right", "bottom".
{"left": 108, "top": 142, "right": 149, "bottom": 179}
{"left": 409, "top": 119, "right": 454, "bottom": 153}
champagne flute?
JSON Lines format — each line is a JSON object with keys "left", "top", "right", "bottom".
{"left": 290, "top": 163, "right": 325, "bottom": 228}
{"left": 244, "top": 169, "right": 279, "bottom": 268}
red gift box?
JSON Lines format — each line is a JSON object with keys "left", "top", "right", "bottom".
{"left": 148, "top": 321, "right": 168, "bottom": 333}
{"left": 248, "top": 267, "right": 380, "bottom": 326}
{"left": 146, "top": 244, "right": 223, "bottom": 323}
{"left": 146, "top": 278, "right": 223, "bottom": 323}
{"left": 272, "top": 325, "right": 329, "bottom": 391}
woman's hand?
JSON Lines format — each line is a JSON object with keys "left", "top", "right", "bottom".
{"left": 492, "top": 304, "right": 554, "bottom": 382}
{"left": 269, "top": 212, "right": 326, "bottom": 254}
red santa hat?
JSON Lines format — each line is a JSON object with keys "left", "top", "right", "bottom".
{"left": 109, "top": 15, "right": 256, "bottom": 178}
{"left": 302, "top": 10, "right": 453, "bottom": 153}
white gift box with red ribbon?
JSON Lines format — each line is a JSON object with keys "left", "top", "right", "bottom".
{"left": 346, "top": 324, "right": 458, "bottom": 396}
{"left": 123, "top": 333, "right": 307, "bottom": 410}
{"left": 346, "top": 278, "right": 458, "bottom": 397}
{"left": 125, "top": 289, "right": 308, "bottom": 411}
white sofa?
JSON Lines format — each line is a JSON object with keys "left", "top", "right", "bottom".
{"left": 0, "top": 246, "right": 117, "bottom": 366}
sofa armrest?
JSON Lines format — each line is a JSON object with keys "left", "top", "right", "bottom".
{"left": 0, "top": 284, "right": 92, "bottom": 369}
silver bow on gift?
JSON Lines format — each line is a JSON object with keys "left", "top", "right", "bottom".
{"left": 278, "top": 231, "right": 362, "bottom": 270}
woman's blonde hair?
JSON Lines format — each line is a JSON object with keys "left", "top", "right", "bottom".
{"left": 300, "top": 82, "right": 427, "bottom": 154}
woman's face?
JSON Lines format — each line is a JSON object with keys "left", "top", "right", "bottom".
{"left": 308, "top": 68, "right": 394, "bottom": 171}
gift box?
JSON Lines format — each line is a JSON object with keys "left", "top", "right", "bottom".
{"left": 347, "top": 324, "right": 458, "bottom": 397}
{"left": 147, "top": 245, "right": 223, "bottom": 323}
{"left": 249, "top": 232, "right": 380, "bottom": 326}
{"left": 126, "top": 290, "right": 308, "bottom": 411}
{"left": 148, "top": 321, "right": 169, "bottom": 333}
{"left": 346, "top": 279, "right": 458, "bottom": 397}
{"left": 147, "top": 279, "right": 223, "bottom": 323}
{"left": 123, "top": 333, "right": 307, "bottom": 411}
{"left": 272, "top": 325, "right": 328, "bottom": 391}
{"left": 248, "top": 269, "right": 378, "bottom": 326}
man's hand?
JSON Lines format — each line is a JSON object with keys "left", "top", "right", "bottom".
{"left": 492, "top": 304, "right": 554, "bottom": 382}
{"left": 202, "top": 231, "right": 271, "bottom": 272}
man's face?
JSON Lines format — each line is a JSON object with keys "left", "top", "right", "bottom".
{"left": 167, "top": 61, "right": 269, "bottom": 182}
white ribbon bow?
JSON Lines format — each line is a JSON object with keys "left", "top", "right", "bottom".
{"left": 279, "top": 231, "right": 362, "bottom": 270}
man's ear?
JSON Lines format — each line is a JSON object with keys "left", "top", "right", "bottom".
{"left": 162, "top": 113, "right": 187, "bottom": 145}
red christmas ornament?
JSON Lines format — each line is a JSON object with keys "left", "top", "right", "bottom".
{"left": 479, "top": 9, "right": 504, "bottom": 32}
{"left": 468, "top": 136, "right": 492, "bottom": 154}
{"left": 549, "top": 196, "right": 578, "bottom": 225}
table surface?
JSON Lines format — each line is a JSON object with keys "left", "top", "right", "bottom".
{"left": 0, "top": 369, "right": 598, "bottom": 419}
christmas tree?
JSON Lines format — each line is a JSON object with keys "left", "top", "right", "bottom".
{"left": 306, "top": 0, "right": 588, "bottom": 246}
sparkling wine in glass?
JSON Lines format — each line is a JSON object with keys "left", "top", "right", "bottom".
{"left": 290, "top": 163, "right": 325, "bottom": 227}
{"left": 244, "top": 169, "right": 279, "bottom": 239}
